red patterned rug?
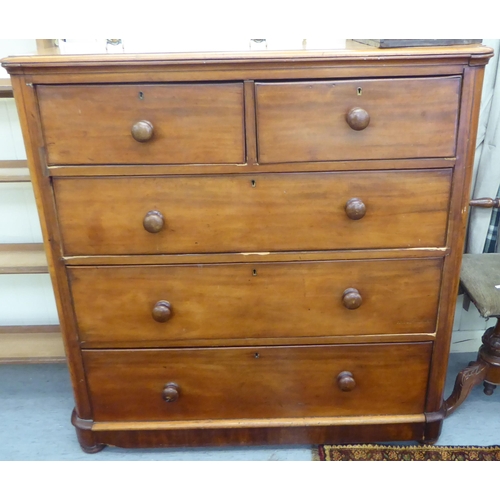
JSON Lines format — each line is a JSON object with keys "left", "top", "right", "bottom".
{"left": 315, "top": 444, "right": 500, "bottom": 461}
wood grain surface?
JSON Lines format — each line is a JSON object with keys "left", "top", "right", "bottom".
{"left": 37, "top": 83, "right": 245, "bottom": 165}
{"left": 256, "top": 77, "right": 461, "bottom": 162}
{"left": 82, "top": 342, "right": 432, "bottom": 421}
{"left": 69, "top": 258, "right": 443, "bottom": 345}
{"left": 54, "top": 169, "right": 452, "bottom": 255}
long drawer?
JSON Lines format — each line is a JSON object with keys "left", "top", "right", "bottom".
{"left": 54, "top": 169, "right": 452, "bottom": 255}
{"left": 256, "top": 76, "right": 461, "bottom": 163}
{"left": 82, "top": 343, "right": 432, "bottom": 422}
{"left": 69, "top": 258, "right": 443, "bottom": 346}
{"left": 37, "top": 83, "right": 245, "bottom": 165}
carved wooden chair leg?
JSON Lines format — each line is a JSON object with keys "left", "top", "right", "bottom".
{"left": 483, "top": 381, "right": 497, "bottom": 395}
{"left": 444, "top": 361, "right": 488, "bottom": 417}
{"left": 444, "top": 318, "right": 500, "bottom": 417}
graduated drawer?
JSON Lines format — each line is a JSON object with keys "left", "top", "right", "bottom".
{"left": 82, "top": 342, "right": 432, "bottom": 422}
{"left": 54, "top": 169, "right": 452, "bottom": 256}
{"left": 37, "top": 83, "right": 245, "bottom": 165}
{"left": 69, "top": 258, "right": 443, "bottom": 346}
{"left": 256, "top": 76, "right": 461, "bottom": 163}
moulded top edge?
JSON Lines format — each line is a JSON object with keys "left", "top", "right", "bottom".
{"left": 1, "top": 43, "right": 494, "bottom": 71}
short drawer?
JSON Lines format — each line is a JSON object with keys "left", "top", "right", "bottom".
{"left": 69, "top": 258, "right": 442, "bottom": 346}
{"left": 256, "top": 76, "right": 461, "bottom": 163}
{"left": 82, "top": 342, "right": 432, "bottom": 422}
{"left": 37, "top": 83, "right": 245, "bottom": 165}
{"left": 54, "top": 169, "right": 452, "bottom": 255}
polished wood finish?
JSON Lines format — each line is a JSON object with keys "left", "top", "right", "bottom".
{"left": 426, "top": 64, "right": 487, "bottom": 414}
{"left": 342, "top": 288, "right": 363, "bottom": 310}
{"left": 469, "top": 197, "right": 500, "bottom": 209}
{"left": 82, "top": 421, "right": 427, "bottom": 449}
{"left": 142, "top": 210, "right": 164, "bottom": 234}
{"left": 445, "top": 321, "right": 500, "bottom": 415}
{"left": 346, "top": 107, "right": 370, "bottom": 131}
{"left": 53, "top": 170, "right": 452, "bottom": 255}
{"left": 152, "top": 300, "right": 172, "bottom": 323}
{"left": 162, "top": 382, "right": 180, "bottom": 403}
{"left": 255, "top": 77, "right": 461, "bottom": 163}
{"left": 131, "top": 120, "right": 154, "bottom": 143}
{"left": 2, "top": 44, "right": 491, "bottom": 451}
{"left": 69, "top": 259, "right": 442, "bottom": 345}
{"left": 444, "top": 361, "right": 488, "bottom": 416}
{"left": 345, "top": 198, "right": 366, "bottom": 220}
{"left": 63, "top": 247, "right": 449, "bottom": 268}
{"left": 48, "top": 158, "right": 456, "bottom": 177}
{"left": 337, "top": 371, "right": 356, "bottom": 392}
{"left": 37, "top": 84, "right": 245, "bottom": 165}
{"left": 92, "top": 413, "right": 426, "bottom": 430}
{"left": 82, "top": 343, "right": 432, "bottom": 422}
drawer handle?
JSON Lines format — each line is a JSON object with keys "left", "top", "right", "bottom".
{"left": 162, "top": 382, "right": 180, "bottom": 403}
{"left": 337, "top": 371, "right": 356, "bottom": 392}
{"left": 346, "top": 107, "right": 370, "bottom": 131}
{"left": 345, "top": 198, "right": 366, "bottom": 220}
{"left": 152, "top": 300, "right": 172, "bottom": 323}
{"left": 131, "top": 120, "right": 154, "bottom": 142}
{"left": 143, "top": 210, "right": 164, "bottom": 233}
{"left": 342, "top": 288, "right": 362, "bottom": 310}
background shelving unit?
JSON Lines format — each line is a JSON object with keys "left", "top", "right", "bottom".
{"left": 0, "top": 75, "right": 65, "bottom": 364}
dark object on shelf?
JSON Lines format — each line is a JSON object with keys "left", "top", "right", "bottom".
{"left": 353, "top": 39, "right": 482, "bottom": 48}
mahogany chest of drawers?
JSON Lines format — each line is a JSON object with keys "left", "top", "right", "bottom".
{"left": 2, "top": 42, "right": 492, "bottom": 452}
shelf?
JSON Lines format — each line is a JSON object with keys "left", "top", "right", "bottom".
{"left": 0, "top": 160, "right": 30, "bottom": 182}
{"left": 0, "top": 325, "right": 65, "bottom": 364}
{"left": 0, "top": 78, "right": 13, "bottom": 98}
{"left": 0, "top": 243, "right": 48, "bottom": 274}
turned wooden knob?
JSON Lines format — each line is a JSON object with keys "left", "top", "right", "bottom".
{"left": 342, "top": 288, "right": 362, "bottom": 310}
{"left": 152, "top": 300, "right": 172, "bottom": 323}
{"left": 131, "top": 120, "right": 154, "bottom": 142}
{"left": 345, "top": 198, "right": 366, "bottom": 220}
{"left": 346, "top": 107, "right": 370, "bottom": 131}
{"left": 143, "top": 210, "right": 164, "bottom": 233}
{"left": 469, "top": 198, "right": 500, "bottom": 209}
{"left": 337, "top": 371, "right": 356, "bottom": 392}
{"left": 162, "top": 382, "right": 180, "bottom": 402}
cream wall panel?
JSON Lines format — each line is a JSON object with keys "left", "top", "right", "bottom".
{"left": 0, "top": 274, "right": 58, "bottom": 326}
{"left": 0, "top": 99, "right": 27, "bottom": 160}
{"left": 0, "top": 184, "right": 43, "bottom": 243}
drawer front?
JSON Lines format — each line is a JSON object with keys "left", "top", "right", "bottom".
{"left": 70, "top": 259, "right": 442, "bottom": 345}
{"left": 256, "top": 77, "right": 461, "bottom": 163}
{"left": 37, "top": 83, "right": 245, "bottom": 165}
{"left": 54, "top": 169, "right": 452, "bottom": 256}
{"left": 82, "top": 343, "right": 432, "bottom": 421}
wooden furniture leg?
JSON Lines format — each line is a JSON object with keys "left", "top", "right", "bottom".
{"left": 444, "top": 319, "right": 500, "bottom": 417}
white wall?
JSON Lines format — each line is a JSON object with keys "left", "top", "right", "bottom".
{"left": 1, "top": 39, "right": 58, "bottom": 327}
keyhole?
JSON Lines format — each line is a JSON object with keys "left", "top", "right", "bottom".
{"left": 252, "top": 269, "right": 257, "bottom": 276}
{"left": 254, "top": 353, "right": 260, "bottom": 359}
{"left": 138, "top": 91, "right": 144, "bottom": 100}
{"left": 251, "top": 180, "right": 256, "bottom": 188}
{"left": 357, "top": 87, "right": 362, "bottom": 96}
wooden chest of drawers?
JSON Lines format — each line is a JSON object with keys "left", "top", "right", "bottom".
{"left": 2, "top": 42, "right": 492, "bottom": 452}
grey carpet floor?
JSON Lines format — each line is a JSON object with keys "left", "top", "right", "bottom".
{"left": 1, "top": 352, "right": 499, "bottom": 460}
